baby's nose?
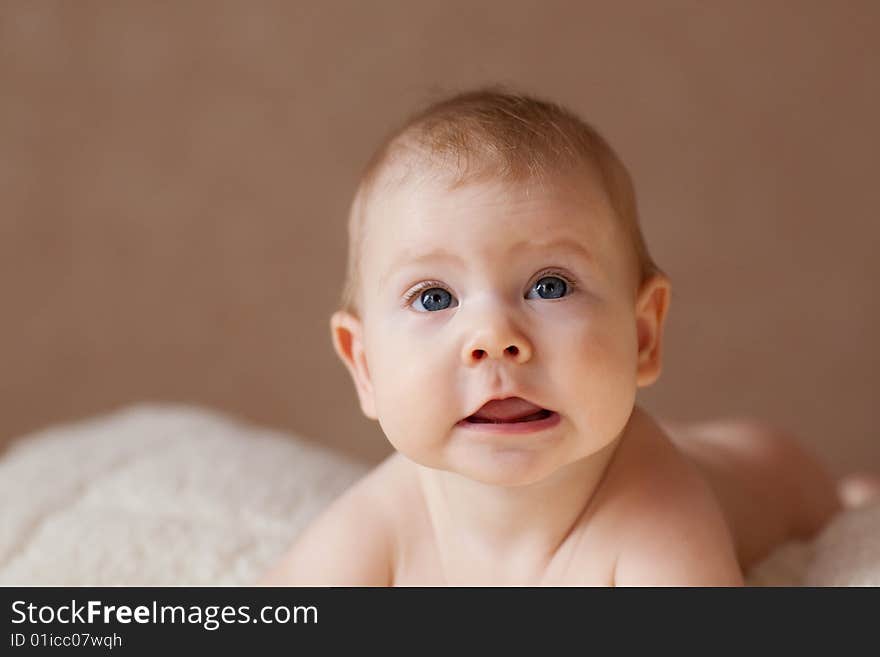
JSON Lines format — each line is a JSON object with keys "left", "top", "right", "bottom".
{"left": 462, "top": 334, "right": 532, "bottom": 365}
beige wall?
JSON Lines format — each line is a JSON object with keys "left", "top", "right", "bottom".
{"left": 1, "top": 1, "right": 878, "bottom": 474}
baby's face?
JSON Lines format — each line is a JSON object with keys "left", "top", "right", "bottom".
{"left": 338, "top": 168, "right": 665, "bottom": 486}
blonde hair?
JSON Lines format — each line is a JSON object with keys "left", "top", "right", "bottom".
{"left": 339, "top": 87, "right": 662, "bottom": 316}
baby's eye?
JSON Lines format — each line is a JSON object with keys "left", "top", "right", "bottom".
{"left": 527, "top": 275, "right": 569, "bottom": 300}
{"left": 411, "top": 287, "right": 457, "bottom": 312}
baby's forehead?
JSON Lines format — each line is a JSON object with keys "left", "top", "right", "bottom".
{"left": 363, "top": 175, "right": 626, "bottom": 281}
{"left": 365, "top": 164, "right": 617, "bottom": 242}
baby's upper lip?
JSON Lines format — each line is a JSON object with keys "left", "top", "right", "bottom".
{"left": 462, "top": 395, "right": 553, "bottom": 422}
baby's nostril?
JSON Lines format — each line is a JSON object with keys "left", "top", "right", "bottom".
{"left": 473, "top": 349, "right": 486, "bottom": 360}
{"left": 506, "top": 345, "right": 519, "bottom": 356}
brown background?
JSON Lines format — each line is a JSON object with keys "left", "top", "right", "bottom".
{"left": 1, "top": 1, "right": 877, "bottom": 474}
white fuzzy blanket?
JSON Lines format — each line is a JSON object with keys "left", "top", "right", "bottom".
{"left": 0, "top": 404, "right": 877, "bottom": 586}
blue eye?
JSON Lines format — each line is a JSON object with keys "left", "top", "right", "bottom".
{"left": 413, "top": 287, "right": 455, "bottom": 312}
{"left": 529, "top": 275, "right": 568, "bottom": 300}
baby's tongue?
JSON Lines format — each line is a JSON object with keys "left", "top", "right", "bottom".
{"left": 471, "top": 397, "right": 544, "bottom": 422}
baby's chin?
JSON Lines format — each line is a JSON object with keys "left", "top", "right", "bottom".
{"left": 412, "top": 440, "right": 573, "bottom": 488}
{"left": 387, "top": 419, "right": 619, "bottom": 487}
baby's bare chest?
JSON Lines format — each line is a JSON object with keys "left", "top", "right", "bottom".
{"left": 380, "top": 454, "right": 624, "bottom": 586}
{"left": 390, "top": 521, "right": 619, "bottom": 586}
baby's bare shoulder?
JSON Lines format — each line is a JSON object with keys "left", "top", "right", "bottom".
{"left": 608, "top": 407, "right": 713, "bottom": 501}
{"left": 586, "top": 408, "right": 743, "bottom": 585}
{"left": 259, "top": 454, "right": 406, "bottom": 586}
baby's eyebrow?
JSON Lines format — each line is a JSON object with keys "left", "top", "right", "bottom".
{"left": 379, "top": 249, "right": 462, "bottom": 286}
{"left": 379, "top": 237, "right": 593, "bottom": 286}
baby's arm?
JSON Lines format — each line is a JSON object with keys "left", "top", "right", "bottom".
{"left": 612, "top": 470, "right": 743, "bottom": 586}
{"left": 258, "top": 483, "right": 393, "bottom": 586}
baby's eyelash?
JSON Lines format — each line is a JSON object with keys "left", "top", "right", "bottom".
{"left": 402, "top": 279, "right": 447, "bottom": 306}
{"left": 400, "top": 269, "right": 577, "bottom": 307}
{"left": 535, "top": 268, "right": 577, "bottom": 292}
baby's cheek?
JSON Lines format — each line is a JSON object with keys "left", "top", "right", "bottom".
{"left": 577, "top": 329, "right": 636, "bottom": 380}
{"left": 563, "top": 326, "right": 638, "bottom": 423}
{"left": 371, "top": 351, "right": 455, "bottom": 462}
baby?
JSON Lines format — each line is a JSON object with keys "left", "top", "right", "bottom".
{"left": 263, "top": 88, "right": 848, "bottom": 586}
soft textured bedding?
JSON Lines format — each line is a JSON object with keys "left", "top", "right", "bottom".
{"left": 0, "top": 404, "right": 876, "bottom": 586}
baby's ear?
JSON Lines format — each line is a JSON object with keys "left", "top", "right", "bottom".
{"left": 330, "top": 311, "right": 378, "bottom": 420}
{"left": 634, "top": 274, "right": 672, "bottom": 388}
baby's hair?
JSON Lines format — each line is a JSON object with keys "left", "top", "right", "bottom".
{"left": 339, "top": 86, "right": 662, "bottom": 316}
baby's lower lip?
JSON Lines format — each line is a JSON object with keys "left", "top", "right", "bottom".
{"left": 455, "top": 410, "right": 561, "bottom": 434}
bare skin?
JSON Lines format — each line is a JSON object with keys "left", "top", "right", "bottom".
{"left": 261, "top": 171, "right": 854, "bottom": 587}
{"left": 660, "top": 416, "right": 843, "bottom": 572}
{"left": 260, "top": 406, "right": 844, "bottom": 586}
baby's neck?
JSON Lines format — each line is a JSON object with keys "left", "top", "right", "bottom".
{"left": 414, "top": 432, "right": 624, "bottom": 582}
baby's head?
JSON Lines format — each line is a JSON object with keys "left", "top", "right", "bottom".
{"left": 331, "top": 88, "right": 671, "bottom": 486}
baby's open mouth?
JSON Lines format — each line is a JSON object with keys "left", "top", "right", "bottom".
{"left": 465, "top": 409, "right": 554, "bottom": 424}
{"left": 463, "top": 396, "right": 554, "bottom": 424}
